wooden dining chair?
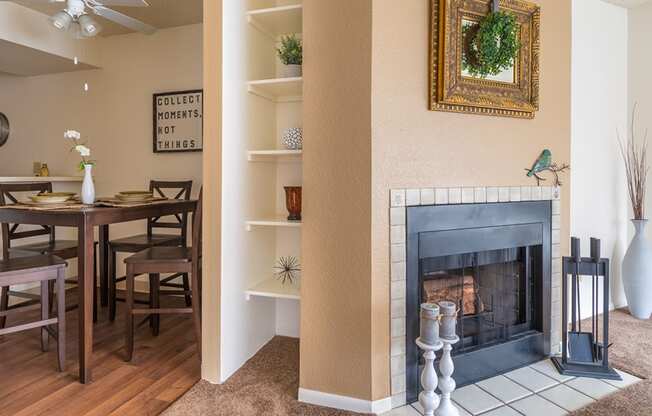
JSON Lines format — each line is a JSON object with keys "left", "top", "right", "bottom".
{"left": 123, "top": 189, "right": 202, "bottom": 361}
{"left": 0, "top": 182, "right": 97, "bottom": 327}
{"left": 108, "top": 180, "right": 193, "bottom": 322}
{"left": 0, "top": 255, "right": 67, "bottom": 372}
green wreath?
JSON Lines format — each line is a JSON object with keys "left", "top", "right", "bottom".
{"left": 462, "top": 11, "right": 520, "bottom": 78}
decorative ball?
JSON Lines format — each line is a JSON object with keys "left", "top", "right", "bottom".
{"left": 282, "top": 127, "right": 303, "bottom": 150}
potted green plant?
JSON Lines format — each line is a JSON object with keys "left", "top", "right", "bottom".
{"left": 277, "top": 35, "right": 302, "bottom": 78}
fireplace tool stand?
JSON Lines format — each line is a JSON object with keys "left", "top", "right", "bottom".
{"left": 551, "top": 237, "right": 621, "bottom": 380}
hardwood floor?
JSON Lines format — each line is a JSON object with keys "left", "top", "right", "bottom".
{"left": 0, "top": 291, "right": 200, "bottom": 416}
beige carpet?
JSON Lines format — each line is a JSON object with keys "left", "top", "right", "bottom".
{"left": 162, "top": 336, "right": 364, "bottom": 416}
{"left": 164, "top": 310, "right": 649, "bottom": 416}
{"left": 571, "top": 309, "right": 650, "bottom": 415}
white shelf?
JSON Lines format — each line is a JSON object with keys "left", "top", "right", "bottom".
{"left": 0, "top": 176, "right": 83, "bottom": 183}
{"left": 247, "top": 149, "right": 302, "bottom": 161}
{"left": 247, "top": 4, "right": 303, "bottom": 38}
{"left": 246, "top": 217, "right": 302, "bottom": 231}
{"left": 245, "top": 278, "right": 300, "bottom": 301}
{"left": 247, "top": 77, "right": 303, "bottom": 103}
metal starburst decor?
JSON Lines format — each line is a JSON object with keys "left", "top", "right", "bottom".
{"left": 274, "top": 256, "right": 301, "bottom": 285}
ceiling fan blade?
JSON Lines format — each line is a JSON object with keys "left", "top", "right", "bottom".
{"left": 92, "top": 5, "right": 156, "bottom": 34}
{"left": 87, "top": 0, "right": 150, "bottom": 7}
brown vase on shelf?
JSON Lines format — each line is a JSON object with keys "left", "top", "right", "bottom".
{"left": 284, "top": 186, "right": 302, "bottom": 221}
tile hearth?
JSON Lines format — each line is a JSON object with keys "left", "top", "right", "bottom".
{"left": 389, "top": 185, "right": 563, "bottom": 407}
{"left": 383, "top": 359, "right": 642, "bottom": 416}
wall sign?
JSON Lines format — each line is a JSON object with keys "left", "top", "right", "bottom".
{"left": 153, "top": 90, "right": 203, "bottom": 153}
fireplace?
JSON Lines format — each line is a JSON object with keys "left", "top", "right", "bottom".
{"left": 405, "top": 201, "right": 551, "bottom": 403}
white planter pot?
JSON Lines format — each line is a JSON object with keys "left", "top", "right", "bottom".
{"left": 280, "top": 64, "right": 302, "bottom": 78}
{"left": 81, "top": 164, "right": 95, "bottom": 205}
{"left": 622, "top": 219, "right": 652, "bottom": 319}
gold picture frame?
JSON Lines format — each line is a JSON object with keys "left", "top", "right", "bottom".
{"left": 430, "top": 0, "right": 540, "bottom": 119}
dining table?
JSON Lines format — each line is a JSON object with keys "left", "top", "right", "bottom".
{"left": 0, "top": 198, "right": 197, "bottom": 384}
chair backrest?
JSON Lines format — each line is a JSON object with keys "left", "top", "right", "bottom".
{"left": 191, "top": 188, "right": 203, "bottom": 262}
{"left": 147, "top": 180, "right": 193, "bottom": 242}
{"left": 0, "top": 182, "right": 55, "bottom": 259}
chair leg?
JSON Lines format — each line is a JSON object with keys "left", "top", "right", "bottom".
{"left": 93, "top": 246, "right": 98, "bottom": 323}
{"left": 48, "top": 280, "right": 55, "bottom": 316}
{"left": 0, "top": 286, "right": 8, "bottom": 329}
{"left": 109, "top": 248, "right": 117, "bottom": 322}
{"left": 57, "top": 269, "right": 66, "bottom": 372}
{"left": 182, "top": 273, "right": 192, "bottom": 307}
{"left": 190, "top": 267, "right": 201, "bottom": 360}
{"left": 149, "top": 274, "right": 160, "bottom": 336}
{"left": 40, "top": 281, "right": 49, "bottom": 353}
{"left": 125, "top": 266, "right": 135, "bottom": 362}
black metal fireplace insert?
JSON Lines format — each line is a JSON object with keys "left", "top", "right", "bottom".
{"left": 406, "top": 201, "right": 551, "bottom": 403}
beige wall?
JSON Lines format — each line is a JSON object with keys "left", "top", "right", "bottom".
{"left": 0, "top": 24, "right": 202, "bottom": 192}
{"left": 201, "top": 0, "right": 222, "bottom": 383}
{"left": 301, "top": 0, "right": 374, "bottom": 400}
{"left": 302, "top": 0, "right": 572, "bottom": 402}
{"left": 629, "top": 2, "right": 652, "bottom": 237}
{"left": 0, "top": 24, "right": 203, "bottom": 256}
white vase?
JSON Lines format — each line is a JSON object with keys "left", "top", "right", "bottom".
{"left": 622, "top": 219, "right": 652, "bottom": 319}
{"left": 81, "top": 164, "right": 95, "bottom": 205}
{"left": 280, "top": 64, "right": 302, "bottom": 78}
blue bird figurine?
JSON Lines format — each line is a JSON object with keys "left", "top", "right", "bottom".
{"left": 527, "top": 149, "right": 552, "bottom": 177}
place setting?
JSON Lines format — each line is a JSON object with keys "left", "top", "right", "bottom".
{"left": 1, "top": 191, "right": 86, "bottom": 210}
{"left": 96, "top": 190, "right": 169, "bottom": 207}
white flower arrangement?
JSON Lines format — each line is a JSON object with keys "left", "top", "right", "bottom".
{"left": 65, "top": 130, "right": 94, "bottom": 170}
{"left": 64, "top": 130, "right": 81, "bottom": 140}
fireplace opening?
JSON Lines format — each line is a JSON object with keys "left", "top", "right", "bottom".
{"left": 405, "top": 201, "right": 551, "bottom": 403}
{"left": 421, "top": 247, "right": 541, "bottom": 354}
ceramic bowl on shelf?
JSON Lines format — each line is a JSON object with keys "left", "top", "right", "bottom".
{"left": 115, "top": 191, "right": 154, "bottom": 202}
{"left": 29, "top": 192, "right": 76, "bottom": 204}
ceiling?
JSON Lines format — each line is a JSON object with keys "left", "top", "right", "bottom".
{"left": 602, "top": 0, "right": 652, "bottom": 8}
{"left": 11, "top": 0, "right": 203, "bottom": 36}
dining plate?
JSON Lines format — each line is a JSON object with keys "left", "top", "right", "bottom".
{"left": 29, "top": 193, "right": 76, "bottom": 204}
{"left": 116, "top": 191, "right": 154, "bottom": 202}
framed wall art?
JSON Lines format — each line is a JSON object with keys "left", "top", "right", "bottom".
{"left": 430, "top": 0, "right": 540, "bottom": 119}
{"left": 153, "top": 90, "right": 203, "bottom": 153}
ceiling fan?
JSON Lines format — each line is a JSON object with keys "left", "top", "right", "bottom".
{"left": 44, "top": 0, "right": 156, "bottom": 38}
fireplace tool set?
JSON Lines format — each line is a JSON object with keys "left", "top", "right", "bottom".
{"left": 416, "top": 301, "right": 460, "bottom": 416}
{"left": 551, "top": 237, "right": 620, "bottom": 380}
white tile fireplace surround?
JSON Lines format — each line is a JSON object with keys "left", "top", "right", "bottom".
{"left": 389, "top": 186, "right": 563, "bottom": 409}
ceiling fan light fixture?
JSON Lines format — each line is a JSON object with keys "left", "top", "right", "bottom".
{"left": 50, "top": 10, "right": 73, "bottom": 31}
{"left": 78, "top": 14, "right": 101, "bottom": 37}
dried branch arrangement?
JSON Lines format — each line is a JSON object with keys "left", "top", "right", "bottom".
{"left": 618, "top": 106, "right": 649, "bottom": 220}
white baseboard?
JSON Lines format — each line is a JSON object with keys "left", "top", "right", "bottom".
{"left": 298, "top": 388, "right": 392, "bottom": 415}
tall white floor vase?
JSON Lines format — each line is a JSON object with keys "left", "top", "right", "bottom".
{"left": 416, "top": 338, "right": 443, "bottom": 416}
{"left": 436, "top": 336, "right": 460, "bottom": 416}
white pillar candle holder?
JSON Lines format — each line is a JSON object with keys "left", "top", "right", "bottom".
{"left": 416, "top": 337, "right": 444, "bottom": 416}
{"left": 435, "top": 335, "right": 460, "bottom": 416}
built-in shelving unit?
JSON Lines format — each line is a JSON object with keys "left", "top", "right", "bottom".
{"left": 247, "top": 149, "right": 302, "bottom": 161}
{"left": 247, "top": 77, "right": 303, "bottom": 102}
{"left": 241, "top": 0, "right": 303, "bottom": 341}
{"left": 220, "top": 0, "right": 303, "bottom": 384}
{"left": 0, "top": 176, "right": 83, "bottom": 183}
{"left": 246, "top": 4, "right": 303, "bottom": 38}
{"left": 245, "top": 217, "right": 302, "bottom": 231}
{"left": 245, "top": 278, "right": 300, "bottom": 301}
